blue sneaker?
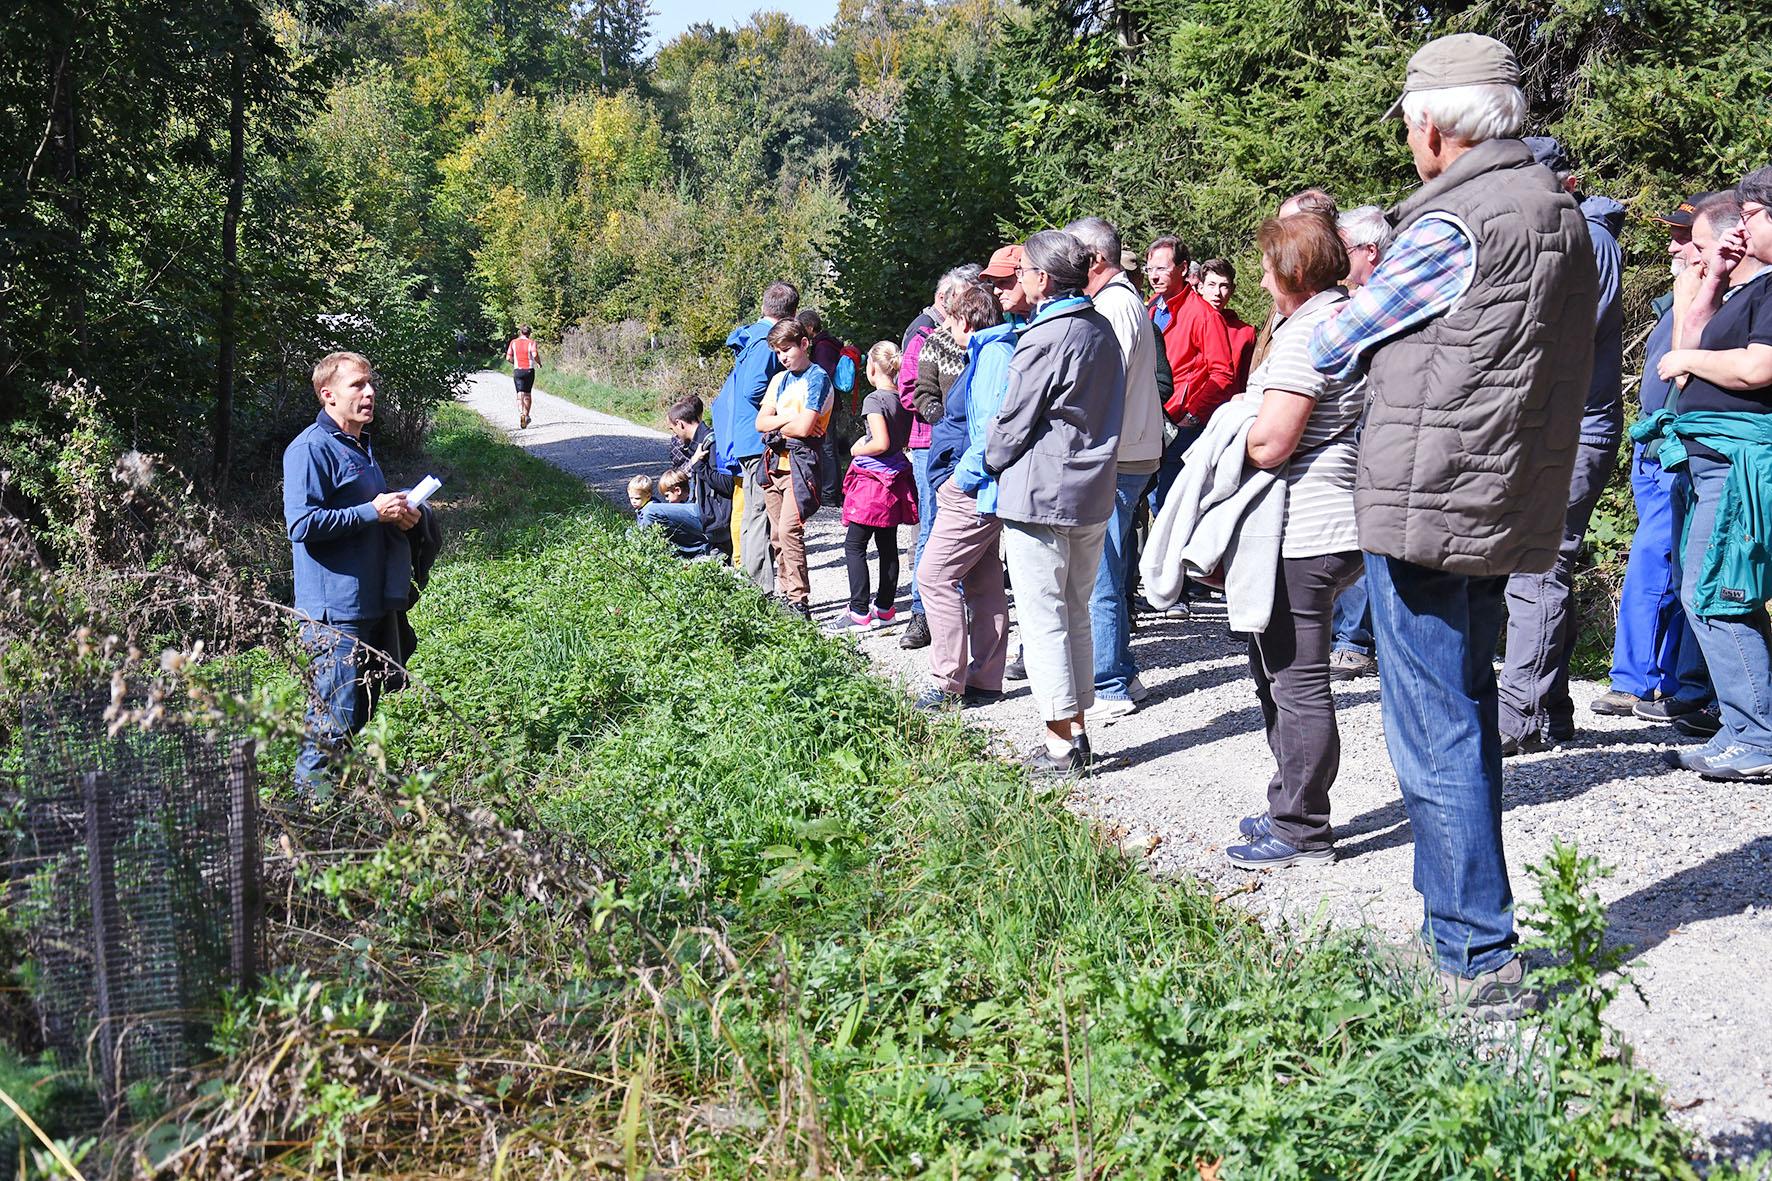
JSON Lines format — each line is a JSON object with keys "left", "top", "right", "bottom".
{"left": 1666, "top": 739, "right": 1728, "bottom": 771}
{"left": 913, "top": 687, "right": 961, "bottom": 712}
{"left": 1238, "top": 813, "right": 1273, "bottom": 839}
{"left": 1226, "top": 832, "right": 1334, "bottom": 869}
{"left": 1689, "top": 744, "right": 1772, "bottom": 781}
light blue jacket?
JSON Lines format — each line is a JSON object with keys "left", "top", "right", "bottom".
{"left": 949, "top": 323, "right": 1019, "bottom": 516}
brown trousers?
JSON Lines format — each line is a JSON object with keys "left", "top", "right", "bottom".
{"left": 763, "top": 467, "right": 811, "bottom": 606}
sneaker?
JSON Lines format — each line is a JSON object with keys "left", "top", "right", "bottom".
{"left": 1085, "top": 696, "right": 1137, "bottom": 724}
{"left": 1225, "top": 832, "right": 1333, "bottom": 869}
{"left": 1126, "top": 675, "right": 1151, "bottom": 704}
{"left": 1238, "top": 812, "right": 1273, "bottom": 839}
{"left": 1025, "top": 734, "right": 1091, "bottom": 778}
{"left": 1664, "top": 739, "right": 1726, "bottom": 771}
{"left": 1673, "top": 706, "right": 1722, "bottom": 739}
{"left": 1328, "top": 649, "right": 1376, "bottom": 682}
{"left": 913, "top": 687, "right": 961, "bottom": 712}
{"left": 1684, "top": 743, "right": 1772, "bottom": 781}
{"left": 899, "top": 613, "right": 931, "bottom": 650}
{"left": 518, "top": 412, "right": 530, "bottom": 430}
{"left": 962, "top": 685, "right": 1006, "bottom": 707}
{"left": 789, "top": 600, "right": 812, "bottom": 621}
{"left": 1590, "top": 688, "right": 1642, "bottom": 717}
{"left": 873, "top": 607, "right": 898, "bottom": 625}
{"left": 1004, "top": 653, "right": 1027, "bottom": 682}
{"left": 1633, "top": 696, "right": 1707, "bottom": 723}
{"left": 828, "top": 610, "right": 876, "bottom": 634}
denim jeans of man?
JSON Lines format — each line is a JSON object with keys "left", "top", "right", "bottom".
{"left": 1090, "top": 470, "right": 1153, "bottom": 700}
{"left": 1611, "top": 445, "right": 1710, "bottom": 702}
{"left": 1330, "top": 567, "right": 1374, "bottom": 657}
{"left": 1498, "top": 443, "right": 1612, "bottom": 741}
{"left": 1365, "top": 554, "right": 1516, "bottom": 977}
{"left": 908, "top": 448, "right": 937, "bottom": 615}
{"left": 1147, "top": 421, "right": 1205, "bottom": 519}
{"left": 1680, "top": 453, "right": 1772, "bottom": 752}
{"left": 295, "top": 619, "right": 379, "bottom": 794}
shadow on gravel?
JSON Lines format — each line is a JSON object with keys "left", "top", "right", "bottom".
{"left": 1325, "top": 746, "right": 1690, "bottom": 862}
{"left": 1101, "top": 687, "right": 1385, "bottom": 772}
{"left": 1707, "top": 1120, "right": 1772, "bottom": 1165}
{"left": 527, "top": 434, "right": 665, "bottom": 502}
{"left": 1602, "top": 835, "right": 1772, "bottom": 965}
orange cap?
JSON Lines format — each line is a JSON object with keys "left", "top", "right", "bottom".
{"left": 980, "top": 244, "right": 1024, "bottom": 279}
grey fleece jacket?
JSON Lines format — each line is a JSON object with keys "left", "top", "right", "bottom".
{"left": 1138, "top": 400, "right": 1285, "bottom": 633}
{"left": 985, "top": 295, "right": 1126, "bottom": 527}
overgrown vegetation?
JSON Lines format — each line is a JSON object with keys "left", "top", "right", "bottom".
{"left": 7, "top": 405, "right": 1765, "bottom": 1177}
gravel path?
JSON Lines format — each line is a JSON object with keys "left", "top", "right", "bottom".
{"left": 460, "top": 371, "right": 1772, "bottom": 1162}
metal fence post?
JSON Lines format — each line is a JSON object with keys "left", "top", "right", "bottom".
{"left": 227, "top": 739, "right": 261, "bottom": 991}
{"left": 80, "top": 770, "right": 121, "bottom": 1111}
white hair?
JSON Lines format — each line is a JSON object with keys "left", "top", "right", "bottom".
{"left": 1401, "top": 83, "right": 1527, "bottom": 145}
{"left": 1337, "top": 205, "right": 1395, "bottom": 254}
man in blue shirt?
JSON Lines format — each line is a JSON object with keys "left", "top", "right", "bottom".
{"left": 711, "top": 280, "right": 799, "bottom": 593}
{"left": 283, "top": 351, "right": 422, "bottom": 793}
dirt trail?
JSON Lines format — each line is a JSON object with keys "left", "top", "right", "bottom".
{"left": 460, "top": 370, "right": 1772, "bottom": 1161}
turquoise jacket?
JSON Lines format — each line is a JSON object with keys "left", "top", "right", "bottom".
{"left": 1630, "top": 408, "right": 1772, "bottom": 616}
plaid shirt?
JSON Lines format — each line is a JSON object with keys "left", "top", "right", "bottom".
{"left": 1309, "top": 215, "right": 1476, "bottom": 382}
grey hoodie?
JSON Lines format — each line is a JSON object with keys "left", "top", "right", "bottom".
{"left": 985, "top": 295, "right": 1126, "bottom": 527}
{"left": 1580, "top": 194, "right": 1625, "bottom": 447}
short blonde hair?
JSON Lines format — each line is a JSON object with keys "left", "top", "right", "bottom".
{"left": 657, "top": 469, "right": 688, "bottom": 495}
{"left": 628, "top": 474, "right": 654, "bottom": 499}
{"left": 312, "top": 351, "right": 371, "bottom": 402}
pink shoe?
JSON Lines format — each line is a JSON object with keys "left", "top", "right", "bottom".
{"left": 873, "top": 607, "right": 897, "bottom": 625}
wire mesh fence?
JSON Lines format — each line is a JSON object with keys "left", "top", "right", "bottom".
{"left": 7, "top": 677, "right": 261, "bottom": 1127}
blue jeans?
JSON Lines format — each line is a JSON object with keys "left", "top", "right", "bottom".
{"left": 1331, "top": 568, "right": 1374, "bottom": 657}
{"left": 295, "top": 619, "right": 378, "bottom": 793}
{"left": 1147, "top": 422, "right": 1204, "bottom": 519}
{"left": 1365, "top": 554, "right": 1516, "bottom": 978}
{"left": 1612, "top": 445, "right": 1710, "bottom": 702}
{"left": 1090, "top": 471, "right": 1151, "bottom": 699}
{"left": 1680, "top": 454, "right": 1772, "bottom": 752}
{"left": 909, "top": 448, "right": 937, "bottom": 615}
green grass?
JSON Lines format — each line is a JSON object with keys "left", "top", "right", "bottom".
{"left": 488, "top": 359, "right": 668, "bottom": 429}
{"left": 167, "top": 407, "right": 1764, "bottom": 1179}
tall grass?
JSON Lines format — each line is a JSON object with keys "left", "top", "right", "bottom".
{"left": 116, "top": 406, "right": 1761, "bottom": 1178}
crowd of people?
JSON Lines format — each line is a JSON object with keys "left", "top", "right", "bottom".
{"left": 288, "top": 32, "right": 1772, "bottom": 1016}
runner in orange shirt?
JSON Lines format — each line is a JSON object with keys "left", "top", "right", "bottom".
{"left": 506, "top": 326, "right": 540, "bottom": 429}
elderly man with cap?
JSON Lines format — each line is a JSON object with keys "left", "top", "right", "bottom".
{"left": 1594, "top": 193, "right": 1718, "bottom": 729}
{"left": 1493, "top": 136, "right": 1625, "bottom": 755}
{"left": 1309, "top": 33, "right": 1598, "bottom": 1016}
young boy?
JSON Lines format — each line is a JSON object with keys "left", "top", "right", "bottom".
{"left": 755, "top": 319, "right": 832, "bottom": 618}
{"left": 629, "top": 473, "right": 709, "bottom": 560}
{"left": 666, "top": 395, "right": 735, "bottom": 563}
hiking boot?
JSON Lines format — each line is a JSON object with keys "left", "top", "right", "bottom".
{"left": 1499, "top": 730, "right": 1547, "bottom": 758}
{"left": 1004, "top": 652, "right": 1027, "bottom": 682}
{"left": 1633, "top": 696, "right": 1707, "bottom": 723}
{"left": 1225, "top": 832, "right": 1333, "bottom": 869}
{"left": 1385, "top": 943, "right": 1539, "bottom": 1021}
{"left": 1673, "top": 706, "right": 1722, "bottom": 739}
{"left": 962, "top": 685, "right": 1006, "bottom": 707}
{"left": 1590, "top": 688, "right": 1642, "bottom": 717}
{"left": 899, "top": 612, "right": 931, "bottom": 650}
{"left": 1085, "top": 696, "right": 1137, "bottom": 724}
{"left": 1328, "top": 649, "right": 1376, "bottom": 682}
{"left": 1238, "top": 812, "right": 1274, "bottom": 839}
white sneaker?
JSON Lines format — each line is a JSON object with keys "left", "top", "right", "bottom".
{"left": 1086, "top": 696, "right": 1138, "bottom": 724}
{"left": 1126, "top": 676, "right": 1150, "bottom": 703}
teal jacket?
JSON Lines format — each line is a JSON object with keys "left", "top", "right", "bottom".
{"left": 1630, "top": 408, "right": 1772, "bottom": 616}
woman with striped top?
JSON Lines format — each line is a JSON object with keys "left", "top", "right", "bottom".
{"left": 1225, "top": 212, "right": 1371, "bottom": 870}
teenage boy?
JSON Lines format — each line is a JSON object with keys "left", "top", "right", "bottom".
{"left": 755, "top": 318, "right": 833, "bottom": 617}
{"left": 667, "top": 395, "right": 735, "bottom": 562}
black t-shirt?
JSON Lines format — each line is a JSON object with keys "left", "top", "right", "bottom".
{"left": 1679, "top": 270, "right": 1772, "bottom": 414}
{"left": 862, "top": 387, "right": 913, "bottom": 454}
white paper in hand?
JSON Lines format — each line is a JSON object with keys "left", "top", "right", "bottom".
{"left": 408, "top": 475, "right": 443, "bottom": 508}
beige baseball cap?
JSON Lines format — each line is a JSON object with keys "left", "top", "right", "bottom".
{"left": 1384, "top": 33, "right": 1519, "bottom": 120}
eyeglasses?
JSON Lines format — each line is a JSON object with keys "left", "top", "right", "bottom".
{"left": 1014, "top": 265, "right": 1045, "bottom": 277}
{"left": 1745, "top": 204, "right": 1769, "bottom": 225}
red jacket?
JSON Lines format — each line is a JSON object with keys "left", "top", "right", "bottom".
{"left": 1222, "top": 312, "right": 1256, "bottom": 396}
{"left": 1149, "top": 285, "right": 1235, "bottom": 423}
